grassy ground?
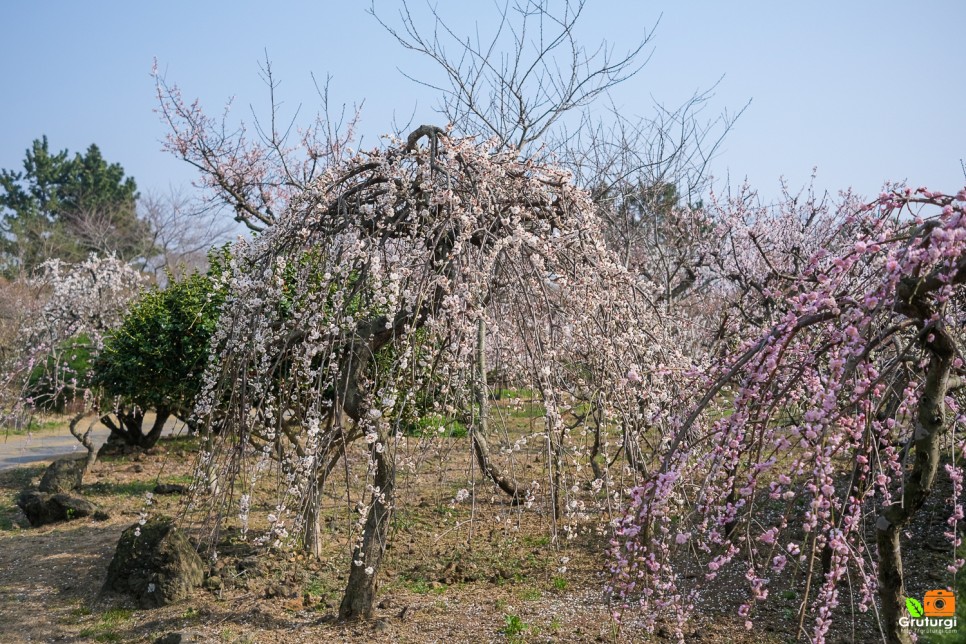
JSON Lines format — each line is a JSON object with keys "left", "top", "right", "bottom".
{"left": 1, "top": 413, "right": 70, "bottom": 437}
{"left": 0, "top": 407, "right": 961, "bottom": 643}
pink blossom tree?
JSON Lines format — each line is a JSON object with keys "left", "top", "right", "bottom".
{"left": 610, "top": 186, "right": 966, "bottom": 643}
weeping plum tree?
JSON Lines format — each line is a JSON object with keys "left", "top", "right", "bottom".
{"left": 609, "top": 187, "right": 966, "bottom": 643}
{"left": 187, "top": 126, "right": 682, "bottom": 619}
{"left": 154, "top": 0, "right": 731, "bottom": 624}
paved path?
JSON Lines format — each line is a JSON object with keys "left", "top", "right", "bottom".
{"left": 0, "top": 416, "right": 185, "bottom": 471}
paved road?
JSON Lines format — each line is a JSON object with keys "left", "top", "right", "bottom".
{"left": 0, "top": 416, "right": 185, "bottom": 471}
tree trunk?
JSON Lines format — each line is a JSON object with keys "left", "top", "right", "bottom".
{"left": 101, "top": 407, "right": 169, "bottom": 449}
{"left": 876, "top": 318, "right": 954, "bottom": 644}
{"left": 67, "top": 411, "right": 98, "bottom": 480}
{"left": 138, "top": 407, "right": 169, "bottom": 448}
{"left": 471, "top": 319, "right": 525, "bottom": 502}
{"left": 338, "top": 426, "right": 395, "bottom": 620}
{"left": 302, "top": 469, "right": 324, "bottom": 559}
{"left": 303, "top": 440, "right": 347, "bottom": 558}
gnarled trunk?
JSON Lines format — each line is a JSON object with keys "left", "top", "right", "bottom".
{"left": 67, "top": 411, "right": 98, "bottom": 481}
{"left": 100, "top": 406, "right": 170, "bottom": 449}
{"left": 876, "top": 308, "right": 955, "bottom": 643}
{"left": 338, "top": 423, "right": 395, "bottom": 620}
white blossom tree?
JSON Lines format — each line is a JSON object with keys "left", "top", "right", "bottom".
{"left": 187, "top": 126, "right": 685, "bottom": 619}
{"left": 1, "top": 255, "right": 146, "bottom": 469}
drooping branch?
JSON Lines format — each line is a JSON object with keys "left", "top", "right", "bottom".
{"left": 473, "top": 318, "right": 525, "bottom": 501}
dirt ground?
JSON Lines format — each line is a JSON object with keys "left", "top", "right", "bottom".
{"left": 0, "top": 426, "right": 961, "bottom": 643}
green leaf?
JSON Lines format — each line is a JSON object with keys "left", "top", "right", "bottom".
{"left": 906, "top": 597, "right": 924, "bottom": 617}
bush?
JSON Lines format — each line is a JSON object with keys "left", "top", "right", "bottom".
{"left": 92, "top": 260, "right": 224, "bottom": 425}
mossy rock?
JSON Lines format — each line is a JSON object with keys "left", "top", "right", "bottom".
{"left": 38, "top": 457, "right": 85, "bottom": 494}
{"left": 103, "top": 516, "right": 204, "bottom": 608}
{"left": 16, "top": 489, "right": 97, "bottom": 526}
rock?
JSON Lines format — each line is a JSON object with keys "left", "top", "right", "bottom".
{"left": 103, "top": 516, "right": 205, "bottom": 608}
{"left": 38, "top": 458, "right": 85, "bottom": 494}
{"left": 153, "top": 631, "right": 203, "bottom": 644}
{"left": 98, "top": 432, "right": 139, "bottom": 457}
{"left": 264, "top": 582, "right": 299, "bottom": 599}
{"left": 153, "top": 483, "right": 188, "bottom": 495}
{"left": 16, "top": 491, "right": 52, "bottom": 526}
{"left": 236, "top": 557, "right": 268, "bottom": 577}
{"left": 50, "top": 494, "right": 97, "bottom": 520}
{"left": 16, "top": 490, "right": 97, "bottom": 526}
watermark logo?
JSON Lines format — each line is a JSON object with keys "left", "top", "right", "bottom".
{"left": 900, "top": 590, "right": 957, "bottom": 635}
{"left": 906, "top": 597, "right": 924, "bottom": 618}
{"left": 923, "top": 590, "right": 956, "bottom": 618}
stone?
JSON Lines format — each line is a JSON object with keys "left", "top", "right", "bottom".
{"left": 49, "top": 493, "right": 97, "bottom": 520}
{"left": 103, "top": 516, "right": 205, "bottom": 608}
{"left": 16, "top": 490, "right": 52, "bottom": 526}
{"left": 38, "top": 458, "right": 85, "bottom": 494}
{"left": 16, "top": 490, "right": 97, "bottom": 526}
{"left": 98, "top": 432, "right": 138, "bottom": 457}
{"left": 264, "top": 582, "right": 299, "bottom": 599}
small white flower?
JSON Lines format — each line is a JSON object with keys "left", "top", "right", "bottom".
{"left": 365, "top": 566, "right": 374, "bottom": 576}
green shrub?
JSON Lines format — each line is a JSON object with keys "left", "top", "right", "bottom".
{"left": 92, "top": 258, "right": 225, "bottom": 423}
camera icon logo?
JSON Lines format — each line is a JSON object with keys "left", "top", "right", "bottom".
{"left": 923, "top": 590, "right": 956, "bottom": 617}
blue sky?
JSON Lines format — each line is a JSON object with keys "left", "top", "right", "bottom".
{"left": 2, "top": 1, "right": 963, "bottom": 205}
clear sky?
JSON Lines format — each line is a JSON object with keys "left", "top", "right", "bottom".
{"left": 2, "top": 1, "right": 963, "bottom": 206}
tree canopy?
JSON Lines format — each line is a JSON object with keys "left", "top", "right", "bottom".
{"left": 0, "top": 137, "right": 151, "bottom": 274}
